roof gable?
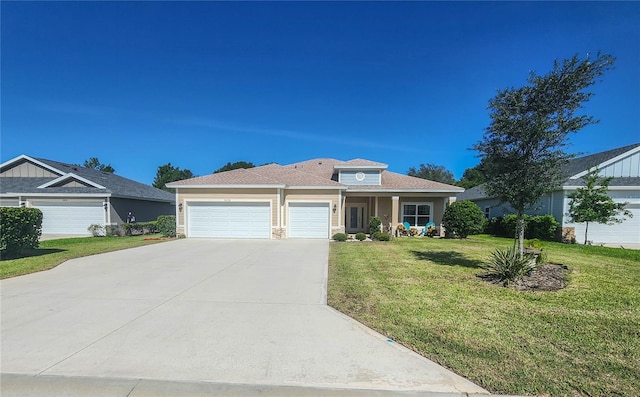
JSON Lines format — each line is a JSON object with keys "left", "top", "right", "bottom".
{"left": 569, "top": 143, "right": 640, "bottom": 179}
{"left": 38, "top": 173, "right": 106, "bottom": 189}
{"left": 0, "top": 155, "right": 64, "bottom": 178}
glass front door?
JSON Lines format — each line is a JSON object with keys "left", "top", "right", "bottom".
{"left": 345, "top": 204, "right": 367, "bottom": 233}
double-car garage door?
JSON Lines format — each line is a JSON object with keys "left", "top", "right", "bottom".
{"left": 186, "top": 201, "right": 330, "bottom": 239}
{"left": 32, "top": 201, "right": 105, "bottom": 235}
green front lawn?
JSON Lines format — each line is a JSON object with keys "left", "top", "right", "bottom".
{"left": 1, "top": 235, "right": 171, "bottom": 279}
{"left": 328, "top": 235, "right": 640, "bottom": 397}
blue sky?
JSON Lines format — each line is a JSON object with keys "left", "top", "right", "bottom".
{"left": 2, "top": 1, "right": 638, "bottom": 185}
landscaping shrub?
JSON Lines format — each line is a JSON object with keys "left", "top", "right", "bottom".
{"left": 88, "top": 224, "right": 106, "bottom": 237}
{"left": 332, "top": 233, "right": 348, "bottom": 242}
{"left": 376, "top": 232, "right": 391, "bottom": 241}
{"left": 486, "top": 214, "right": 559, "bottom": 241}
{"left": 156, "top": 215, "right": 176, "bottom": 237}
{"left": 442, "top": 200, "right": 485, "bottom": 238}
{"left": 369, "top": 216, "right": 381, "bottom": 236}
{"left": 106, "top": 224, "right": 124, "bottom": 237}
{"left": 481, "top": 246, "right": 537, "bottom": 285}
{"left": 0, "top": 207, "right": 43, "bottom": 257}
{"left": 355, "top": 232, "right": 367, "bottom": 241}
{"left": 123, "top": 221, "right": 158, "bottom": 236}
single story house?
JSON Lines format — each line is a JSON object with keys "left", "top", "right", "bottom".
{"left": 457, "top": 143, "right": 640, "bottom": 245}
{"left": 167, "top": 158, "right": 463, "bottom": 239}
{"left": 0, "top": 155, "right": 175, "bottom": 235}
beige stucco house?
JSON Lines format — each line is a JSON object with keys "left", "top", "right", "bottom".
{"left": 167, "top": 158, "right": 463, "bottom": 239}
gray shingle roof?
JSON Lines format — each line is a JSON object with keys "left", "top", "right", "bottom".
{"left": 457, "top": 143, "right": 640, "bottom": 200}
{"left": 1, "top": 156, "right": 175, "bottom": 203}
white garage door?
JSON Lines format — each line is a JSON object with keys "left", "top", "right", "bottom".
{"left": 288, "top": 202, "right": 330, "bottom": 239}
{"left": 571, "top": 203, "right": 640, "bottom": 245}
{"left": 187, "top": 202, "right": 271, "bottom": 238}
{"left": 33, "top": 201, "right": 105, "bottom": 235}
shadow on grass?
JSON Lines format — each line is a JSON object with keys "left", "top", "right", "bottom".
{"left": 1, "top": 248, "right": 67, "bottom": 261}
{"left": 410, "top": 250, "right": 484, "bottom": 269}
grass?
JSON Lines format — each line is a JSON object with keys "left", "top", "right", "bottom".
{"left": 328, "top": 235, "right": 640, "bottom": 397}
{"left": 1, "top": 235, "right": 171, "bottom": 279}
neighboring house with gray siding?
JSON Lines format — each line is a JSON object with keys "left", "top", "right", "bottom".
{"left": 457, "top": 143, "right": 640, "bottom": 245}
{"left": 0, "top": 155, "right": 175, "bottom": 236}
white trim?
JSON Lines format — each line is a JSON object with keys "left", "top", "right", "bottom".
{"left": 287, "top": 185, "right": 348, "bottom": 190}
{"left": 334, "top": 164, "right": 388, "bottom": 170}
{"left": 346, "top": 188, "right": 463, "bottom": 193}
{"left": 570, "top": 146, "right": 640, "bottom": 179}
{"left": 37, "top": 173, "right": 106, "bottom": 189}
{"left": 105, "top": 198, "right": 111, "bottom": 224}
{"left": 166, "top": 183, "right": 286, "bottom": 189}
{"left": 277, "top": 188, "right": 282, "bottom": 229}
{"left": 562, "top": 185, "right": 640, "bottom": 191}
{"left": 0, "top": 154, "right": 65, "bottom": 176}
{"left": 1, "top": 193, "right": 111, "bottom": 198}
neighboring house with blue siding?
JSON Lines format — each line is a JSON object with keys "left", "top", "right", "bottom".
{"left": 457, "top": 143, "right": 640, "bottom": 245}
{"left": 0, "top": 155, "right": 175, "bottom": 236}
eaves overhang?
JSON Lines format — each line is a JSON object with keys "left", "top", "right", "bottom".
{"left": 0, "top": 192, "right": 112, "bottom": 198}
{"left": 346, "top": 188, "right": 464, "bottom": 193}
{"left": 166, "top": 184, "right": 287, "bottom": 189}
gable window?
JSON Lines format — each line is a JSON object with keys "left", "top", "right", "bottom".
{"left": 402, "top": 203, "right": 432, "bottom": 227}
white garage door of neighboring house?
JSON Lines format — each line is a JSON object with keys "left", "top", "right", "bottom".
{"left": 187, "top": 202, "right": 271, "bottom": 238}
{"left": 288, "top": 202, "right": 330, "bottom": 239}
{"left": 33, "top": 201, "right": 105, "bottom": 235}
{"left": 571, "top": 203, "right": 640, "bottom": 245}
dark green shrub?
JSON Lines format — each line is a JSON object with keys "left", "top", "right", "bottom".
{"left": 527, "top": 215, "right": 558, "bottom": 241}
{"left": 481, "top": 246, "right": 537, "bottom": 286}
{"left": 376, "top": 232, "right": 390, "bottom": 241}
{"left": 442, "top": 200, "right": 485, "bottom": 238}
{"left": 156, "top": 215, "right": 176, "bottom": 237}
{"left": 369, "top": 216, "right": 381, "bottom": 236}
{"left": 332, "top": 233, "right": 348, "bottom": 242}
{"left": 0, "top": 207, "right": 43, "bottom": 257}
{"left": 355, "top": 232, "right": 367, "bottom": 241}
{"left": 486, "top": 214, "right": 559, "bottom": 241}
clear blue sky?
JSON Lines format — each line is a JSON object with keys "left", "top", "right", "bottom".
{"left": 2, "top": 1, "right": 638, "bottom": 185}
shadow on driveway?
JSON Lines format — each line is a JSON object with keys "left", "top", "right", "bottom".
{"left": 410, "top": 250, "right": 484, "bottom": 269}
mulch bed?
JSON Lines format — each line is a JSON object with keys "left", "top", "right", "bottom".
{"left": 514, "top": 263, "right": 569, "bottom": 291}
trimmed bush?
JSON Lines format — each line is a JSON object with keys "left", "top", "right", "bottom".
{"left": 332, "top": 233, "right": 348, "bottom": 242}
{"left": 156, "top": 215, "right": 176, "bottom": 237}
{"left": 369, "top": 216, "right": 381, "bottom": 236}
{"left": 0, "top": 207, "right": 43, "bottom": 257}
{"left": 88, "top": 224, "right": 106, "bottom": 237}
{"left": 355, "top": 232, "right": 367, "bottom": 241}
{"left": 486, "top": 214, "right": 559, "bottom": 241}
{"left": 376, "top": 232, "right": 391, "bottom": 241}
{"left": 122, "top": 221, "right": 158, "bottom": 236}
{"left": 442, "top": 200, "right": 485, "bottom": 238}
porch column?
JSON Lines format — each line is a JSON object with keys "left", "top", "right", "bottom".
{"left": 391, "top": 196, "right": 399, "bottom": 236}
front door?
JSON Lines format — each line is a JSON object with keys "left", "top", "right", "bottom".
{"left": 345, "top": 204, "right": 367, "bottom": 233}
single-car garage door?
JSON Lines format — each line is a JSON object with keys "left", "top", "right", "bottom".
{"left": 187, "top": 202, "right": 271, "bottom": 238}
{"left": 288, "top": 202, "right": 330, "bottom": 239}
{"left": 32, "top": 201, "right": 105, "bottom": 235}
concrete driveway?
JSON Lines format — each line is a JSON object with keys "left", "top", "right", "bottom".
{"left": 1, "top": 239, "right": 488, "bottom": 396}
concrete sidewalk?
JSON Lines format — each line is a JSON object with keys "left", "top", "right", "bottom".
{"left": 1, "top": 239, "right": 489, "bottom": 396}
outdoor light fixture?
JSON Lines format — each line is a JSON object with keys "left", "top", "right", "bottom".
{"left": 332, "top": 204, "right": 337, "bottom": 213}
{"left": 178, "top": 203, "right": 183, "bottom": 212}
{"left": 103, "top": 203, "right": 108, "bottom": 210}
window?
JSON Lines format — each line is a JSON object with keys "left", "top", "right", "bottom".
{"left": 402, "top": 203, "right": 432, "bottom": 226}
{"left": 484, "top": 207, "right": 491, "bottom": 219}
